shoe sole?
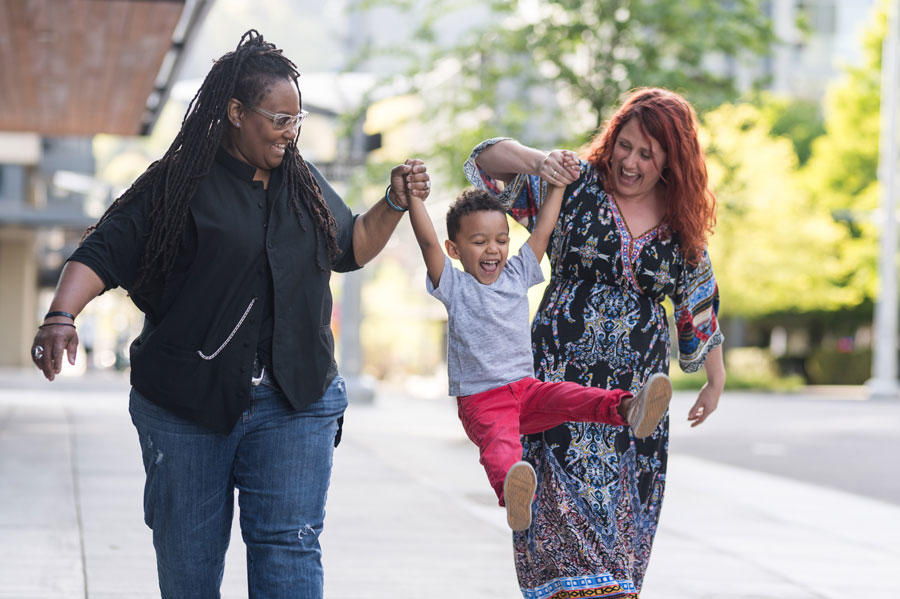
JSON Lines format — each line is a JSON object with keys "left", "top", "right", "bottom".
{"left": 632, "top": 373, "right": 673, "bottom": 438}
{"left": 504, "top": 461, "right": 536, "bottom": 531}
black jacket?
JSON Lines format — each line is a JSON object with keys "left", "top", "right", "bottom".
{"left": 71, "top": 149, "right": 359, "bottom": 433}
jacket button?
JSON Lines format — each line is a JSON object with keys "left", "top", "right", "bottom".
{"left": 258, "top": 202, "right": 263, "bottom": 208}
{"left": 240, "top": 366, "right": 247, "bottom": 373}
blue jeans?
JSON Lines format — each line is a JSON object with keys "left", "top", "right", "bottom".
{"left": 129, "top": 376, "right": 348, "bottom": 599}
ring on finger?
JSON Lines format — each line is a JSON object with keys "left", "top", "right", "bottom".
{"left": 33, "top": 345, "right": 44, "bottom": 360}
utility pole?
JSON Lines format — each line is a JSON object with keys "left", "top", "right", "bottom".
{"left": 869, "top": 0, "right": 900, "bottom": 400}
{"left": 338, "top": 5, "right": 376, "bottom": 403}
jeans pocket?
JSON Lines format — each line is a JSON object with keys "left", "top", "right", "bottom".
{"left": 320, "top": 375, "right": 348, "bottom": 416}
{"left": 318, "top": 376, "right": 348, "bottom": 447}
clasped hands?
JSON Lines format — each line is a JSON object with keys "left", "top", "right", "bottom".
{"left": 388, "top": 159, "right": 430, "bottom": 209}
{"left": 538, "top": 149, "right": 580, "bottom": 186}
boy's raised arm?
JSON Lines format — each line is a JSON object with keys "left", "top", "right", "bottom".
{"left": 526, "top": 182, "right": 564, "bottom": 262}
{"left": 408, "top": 193, "right": 446, "bottom": 288}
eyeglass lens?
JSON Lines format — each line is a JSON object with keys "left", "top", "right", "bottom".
{"left": 274, "top": 114, "right": 296, "bottom": 129}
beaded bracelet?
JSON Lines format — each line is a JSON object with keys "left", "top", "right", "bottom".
{"left": 45, "top": 310, "right": 76, "bottom": 320}
{"left": 39, "top": 322, "right": 76, "bottom": 329}
{"left": 383, "top": 185, "right": 407, "bottom": 213}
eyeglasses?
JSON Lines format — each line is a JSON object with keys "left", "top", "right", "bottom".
{"left": 249, "top": 106, "right": 309, "bottom": 131}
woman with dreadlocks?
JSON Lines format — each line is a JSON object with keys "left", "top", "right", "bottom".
{"left": 30, "top": 30, "right": 428, "bottom": 598}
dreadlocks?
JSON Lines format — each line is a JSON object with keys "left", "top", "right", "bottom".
{"left": 87, "top": 30, "right": 339, "bottom": 295}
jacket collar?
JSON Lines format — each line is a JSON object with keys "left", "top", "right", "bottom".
{"left": 215, "top": 147, "right": 258, "bottom": 182}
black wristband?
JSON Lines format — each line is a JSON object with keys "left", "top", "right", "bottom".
{"left": 39, "top": 322, "right": 76, "bottom": 329}
{"left": 45, "top": 311, "right": 76, "bottom": 320}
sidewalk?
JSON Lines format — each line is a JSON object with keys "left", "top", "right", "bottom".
{"left": 0, "top": 372, "right": 898, "bottom": 598}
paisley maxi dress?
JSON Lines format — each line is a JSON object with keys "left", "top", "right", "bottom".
{"left": 466, "top": 140, "right": 724, "bottom": 599}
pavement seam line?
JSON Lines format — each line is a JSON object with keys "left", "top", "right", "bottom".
{"left": 65, "top": 405, "right": 90, "bottom": 599}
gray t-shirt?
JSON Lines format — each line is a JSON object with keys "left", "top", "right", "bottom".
{"left": 428, "top": 243, "right": 545, "bottom": 396}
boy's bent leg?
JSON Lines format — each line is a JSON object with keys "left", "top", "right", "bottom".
{"left": 457, "top": 385, "right": 523, "bottom": 505}
{"left": 234, "top": 377, "right": 347, "bottom": 599}
{"left": 129, "top": 388, "right": 238, "bottom": 599}
{"left": 516, "top": 377, "right": 630, "bottom": 435}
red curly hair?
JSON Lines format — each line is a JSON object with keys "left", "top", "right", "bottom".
{"left": 585, "top": 87, "right": 716, "bottom": 264}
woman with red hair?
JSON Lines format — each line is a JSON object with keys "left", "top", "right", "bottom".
{"left": 465, "top": 87, "right": 725, "bottom": 597}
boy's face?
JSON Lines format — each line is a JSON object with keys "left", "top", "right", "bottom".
{"left": 445, "top": 210, "right": 510, "bottom": 285}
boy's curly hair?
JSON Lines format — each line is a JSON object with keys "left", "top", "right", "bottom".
{"left": 446, "top": 188, "right": 507, "bottom": 242}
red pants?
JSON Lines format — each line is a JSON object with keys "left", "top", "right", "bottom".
{"left": 457, "top": 377, "right": 629, "bottom": 505}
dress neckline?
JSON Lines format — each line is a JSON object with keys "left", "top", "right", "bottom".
{"left": 609, "top": 194, "right": 663, "bottom": 241}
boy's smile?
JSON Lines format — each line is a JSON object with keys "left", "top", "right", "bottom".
{"left": 445, "top": 210, "right": 510, "bottom": 285}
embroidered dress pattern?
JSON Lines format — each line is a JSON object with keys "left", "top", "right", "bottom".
{"left": 465, "top": 142, "right": 722, "bottom": 598}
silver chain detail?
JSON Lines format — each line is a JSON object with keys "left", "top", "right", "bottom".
{"left": 197, "top": 298, "right": 256, "bottom": 361}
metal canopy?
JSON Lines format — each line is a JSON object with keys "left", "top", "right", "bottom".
{"left": 0, "top": 0, "right": 206, "bottom": 137}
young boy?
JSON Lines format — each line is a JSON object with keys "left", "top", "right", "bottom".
{"left": 407, "top": 179, "right": 672, "bottom": 531}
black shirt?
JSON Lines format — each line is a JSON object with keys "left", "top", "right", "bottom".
{"left": 70, "top": 149, "right": 360, "bottom": 433}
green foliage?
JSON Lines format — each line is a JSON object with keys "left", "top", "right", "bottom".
{"left": 356, "top": 0, "right": 774, "bottom": 180}
{"left": 805, "top": 347, "right": 872, "bottom": 385}
{"left": 703, "top": 103, "right": 863, "bottom": 317}
{"left": 704, "top": 0, "right": 891, "bottom": 319}
{"left": 798, "top": 0, "right": 888, "bottom": 309}
{"left": 755, "top": 93, "right": 825, "bottom": 165}
{"left": 670, "top": 347, "right": 804, "bottom": 391}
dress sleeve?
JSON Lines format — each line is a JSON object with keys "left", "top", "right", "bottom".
{"left": 671, "top": 249, "right": 724, "bottom": 373}
{"left": 464, "top": 137, "right": 546, "bottom": 231}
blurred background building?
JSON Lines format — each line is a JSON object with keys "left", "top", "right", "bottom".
{"left": 0, "top": 0, "right": 211, "bottom": 367}
{"left": 762, "top": 0, "right": 877, "bottom": 100}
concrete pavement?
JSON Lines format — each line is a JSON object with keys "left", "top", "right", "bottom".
{"left": 0, "top": 370, "right": 898, "bottom": 598}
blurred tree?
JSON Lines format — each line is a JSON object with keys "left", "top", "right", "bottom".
{"left": 707, "top": 0, "right": 890, "bottom": 320}
{"left": 703, "top": 103, "right": 864, "bottom": 318}
{"left": 798, "top": 0, "right": 888, "bottom": 308}
{"left": 755, "top": 93, "right": 826, "bottom": 166}
{"left": 355, "top": 0, "right": 774, "bottom": 184}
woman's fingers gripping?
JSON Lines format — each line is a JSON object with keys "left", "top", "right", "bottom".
{"left": 539, "top": 149, "right": 580, "bottom": 186}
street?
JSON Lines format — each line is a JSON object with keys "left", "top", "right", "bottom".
{"left": 0, "top": 371, "right": 898, "bottom": 598}
{"left": 669, "top": 390, "right": 900, "bottom": 505}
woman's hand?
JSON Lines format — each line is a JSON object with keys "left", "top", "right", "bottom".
{"left": 688, "top": 344, "right": 725, "bottom": 427}
{"left": 29, "top": 262, "right": 104, "bottom": 381}
{"left": 537, "top": 149, "right": 580, "bottom": 186}
{"left": 32, "top": 322, "right": 79, "bottom": 381}
{"left": 687, "top": 381, "right": 722, "bottom": 427}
